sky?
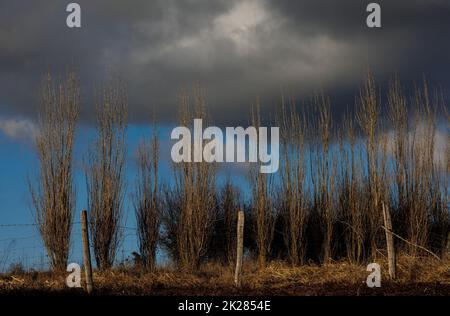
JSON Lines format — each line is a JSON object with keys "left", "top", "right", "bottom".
{"left": 0, "top": 0, "right": 450, "bottom": 270}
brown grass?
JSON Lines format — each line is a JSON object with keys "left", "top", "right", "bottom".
{"left": 1, "top": 256, "right": 449, "bottom": 296}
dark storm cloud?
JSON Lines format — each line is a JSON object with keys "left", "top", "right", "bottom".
{"left": 269, "top": 0, "right": 450, "bottom": 80}
{"left": 0, "top": 0, "right": 449, "bottom": 125}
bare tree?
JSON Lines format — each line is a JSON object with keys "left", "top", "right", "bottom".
{"left": 134, "top": 134, "right": 160, "bottom": 272}
{"left": 446, "top": 107, "right": 450, "bottom": 257}
{"left": 29, "top": 70, "right": 79, "bottom": 271}
{"left": 219, "top": 180, "right": 240, "bottom": 265}
{"left": 250, "top": 101, "right": 275, "bottom": 268}
{"left": 164, "top": 84, "right": 217, "bottom": 270}
{"left": 278, "top": 96, "right": 308, "bottom": 265}
{"left": 316, "top": 94, "right": 336, "bottom": 263}
{"left": 387, "top": 76, "right": 409, "bottom": 221}
{"left": 86, "top": 79, "right": 127, "bottom": 270}
{"left": 447, "top": 107, "right": 450, "bottom": 175}
{"left": 337, "top": 113, "right": 365, "bottom": 263}
{"left": 356, "top": 72, "right": 382, "bottom": 258}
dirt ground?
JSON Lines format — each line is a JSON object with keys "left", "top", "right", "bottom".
{"left": 1, "top": 257, "right": 449, "bottom": 296}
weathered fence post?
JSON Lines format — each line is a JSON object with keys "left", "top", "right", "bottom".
{"left": 81, "top": 210, "right": 94, "bottom": 294}
{"left": 382, "top": 203, "right": 396, "bottom": 279}
{"left": 234, "top": 210, "right": 245, "bottom": 287}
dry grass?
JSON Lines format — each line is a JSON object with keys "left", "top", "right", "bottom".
{"left": 1, "top": 256, "right": 449, "bottom": 296}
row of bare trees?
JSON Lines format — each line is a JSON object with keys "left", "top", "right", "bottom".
{"left": 271, "top": 73, "right": 449, "bottom": 266}
{"left": 30, "top": 71, "right": 449, "bottom": 272}
{"left": 30, "top": 72, "right": 129, "bottom": 271}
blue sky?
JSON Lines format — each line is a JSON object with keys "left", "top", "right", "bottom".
{"left": 0, "top": 123, "right": 252, "bottom": 271}
{"left": 0, "top": 124, "right": 165, "bottom": 270}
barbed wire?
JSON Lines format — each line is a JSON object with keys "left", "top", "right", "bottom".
{"left": 0, "top": 235, "right": 40, "bottom": 243}
{"left": 0, "top": 223, "right": 37, "bottom": 227}
{"left": 0, "top": 218, "right": 144, "bottom": 272}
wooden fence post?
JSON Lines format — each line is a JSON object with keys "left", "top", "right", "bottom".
{"left": 382, "top": 203, "right": 396, "bottom": 279}
{"left": 81, "top": 210, "right": 94, "bottom": 294}
{"left": 234, "top": 210, "right": 244, "bottom": 287}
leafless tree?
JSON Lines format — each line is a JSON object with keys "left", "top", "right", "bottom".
{"left": 250, "top": 101, "right": 276, "bottom": 268}
{"left": 164, "top": 84, "right": 217, "bottom": 270}
{"left": 356, "top": 72, "right": 382, "bottom": 258}
{"left": 86, "top": 78, "right": 127, "bottom": 270}
{"left": 219, "top": 180, "right": 240, "bottom": 265}
{"left": 337, "top": 113, "right": 365, "bottom": 263}
{"left": 29, "top": 70, "right": 79, "bottom": 271}
{"left": 134, "top": 134, "right": 160, "bottom": 272}
{"left": 278, "top": 96, "right": 308, "bottom": 265}
{"left": 317, "top": 94, "right": 336, "bottom": 263}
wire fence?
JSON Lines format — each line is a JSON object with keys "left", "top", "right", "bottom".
{"left": 0, "top": 221, "right": 141, "bottom": 273}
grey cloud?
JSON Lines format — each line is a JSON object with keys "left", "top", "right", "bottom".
{"left": 0, "top": 0, "right": 449, "bottom": 124}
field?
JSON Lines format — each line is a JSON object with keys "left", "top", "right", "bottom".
{"left": 1, "top": 256, "right": 449, "bottom": 296}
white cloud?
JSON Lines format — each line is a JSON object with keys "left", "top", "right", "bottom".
{"left": 0, "top": 117, "right": 38, "bottom": 143}
{"left": 213, "top": 0, "right": 272, "bottom": 55}
{"left": 384, "top": 122, "right": 449, "bottom": 171}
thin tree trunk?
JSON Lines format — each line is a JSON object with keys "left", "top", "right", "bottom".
{"left": 81, "top": 210, "right": 94, "bottom": 294}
